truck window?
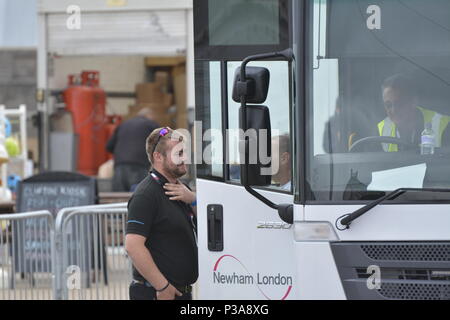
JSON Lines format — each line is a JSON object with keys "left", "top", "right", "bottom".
{"left": 307, "top": 0, "right": 450, "bottom": 201}
{"left": 196, "top": 61, "right": 223, "bottom": 179}
{"left": 195, "top": 0, "right": 289, "bottom": 60}
{"left": 227, "top": 61, "right": 292, "bottom": 192}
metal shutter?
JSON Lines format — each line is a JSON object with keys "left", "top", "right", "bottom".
{"left": 47, "top": 10, "right": 187, "bottom": 56}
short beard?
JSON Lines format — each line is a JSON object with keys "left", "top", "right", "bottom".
{"left": 163, "top": 161, "right": 186, "bottom": 179}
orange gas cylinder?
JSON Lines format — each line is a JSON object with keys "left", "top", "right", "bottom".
{"left": 64, "top": 71, "right": 108, "bottom": 176}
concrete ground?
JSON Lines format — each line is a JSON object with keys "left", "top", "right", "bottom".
{"left": 0, "top": 246, "right": 131, "bottom": 300}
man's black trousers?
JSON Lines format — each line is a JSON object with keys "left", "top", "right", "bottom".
{"left": 129, "top": 282, "right": 192, "bottom": 300}
{"left": 112, "top": 164, "right": 148, "bottom": 192}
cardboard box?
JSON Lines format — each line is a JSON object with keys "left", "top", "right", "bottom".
{"left": 131, "top": 101, "right": 173, "bottom": 115}
{"left": 154, "top": 114, "right": 174, "bottom": 128}
{"left": 135, "top": 82, "right": 163, "bottom": 104}
{"left": 145, "top": 56, "right": 186, "bottom": 67}
{"left": 140, "top": 55, "right": 187, "bottom": 128}
{"left": 172, "top": 65, "right": 187, "bottom": 129}
{"left": 175, "top": 111, "right": 189, "bottom": 131}
{"left": 135, "top": 82, "right": 173, "bottom": 106}
{"left": 155, "top": 71, "right": 170, "bottom": 93}
{"left": 163, "top": 94, "right": 174, "bottom": 108}
{"left": 126, "top": 104, "right": 175, "bottom": 127}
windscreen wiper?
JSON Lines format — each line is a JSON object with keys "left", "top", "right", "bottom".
{"left": 336, "top": 187, "right": 450, "bottom": 230}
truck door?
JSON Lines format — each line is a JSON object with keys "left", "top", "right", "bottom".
{"left": 196, "top": 59, "right": 297, "bottom": 300}
{"left": 194, "top": 0, "right": 300, "bottom": 300}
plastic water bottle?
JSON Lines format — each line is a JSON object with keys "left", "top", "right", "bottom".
{"left": 421, "top": 123, "right": 435, "bottom": 155}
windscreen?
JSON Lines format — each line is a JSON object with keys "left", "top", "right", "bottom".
{"left": 194, "top": 0, "right": 289, "bottom": 60}
{"left": 208, "top": 0, "right": 280, "bottom": 46}
{"left": 307, "top": 0, "right": 450, "bottom": 201}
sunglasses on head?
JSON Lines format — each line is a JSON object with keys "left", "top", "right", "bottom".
{"left": 152, "top": 127, "right": 170, "bottom": 156}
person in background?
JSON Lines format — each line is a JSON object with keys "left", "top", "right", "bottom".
{"left": 106, "top": 108, "right": 159, "bottom": 192}
{"left": 378, "top": 74, "right": 450, "bottom": 152}
{"left": 271, "top": 134, "right": 291, "bottom": 191}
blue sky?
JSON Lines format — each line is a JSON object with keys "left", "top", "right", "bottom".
{"left": 0, "top": 0, "right": 37, "bottom": 47}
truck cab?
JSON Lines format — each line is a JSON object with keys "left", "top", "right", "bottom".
{"left": 194, "top": 0, "right": 450, "bottom": 300}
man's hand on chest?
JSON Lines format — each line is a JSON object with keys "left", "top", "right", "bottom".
{"left": 163, "top": 181, "right": 196, "bottom": 205}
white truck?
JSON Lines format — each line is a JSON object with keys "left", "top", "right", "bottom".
{"left": 194, "top": 0, "right": 450, "bottom": 300}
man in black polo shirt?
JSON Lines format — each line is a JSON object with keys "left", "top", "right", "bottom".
{"left": 125, "top": 127, "right": 197, "bottom": 300}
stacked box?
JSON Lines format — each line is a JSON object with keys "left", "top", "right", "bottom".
{"left": 127, "top": 81, "right": 175, "bottom": 127}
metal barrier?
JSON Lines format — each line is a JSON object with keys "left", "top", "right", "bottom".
{"left": 0, "top": 211, "right": 55, "bottom": 300}
{"left": 1, "top": 202, "right": 197, "bottom": 300}
{"left": 54, "top": 203, "right": 130, "bottom": 300}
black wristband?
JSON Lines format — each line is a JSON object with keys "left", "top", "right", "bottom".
{"left": 156, "top": 282, "right": 170, "bottom": 292}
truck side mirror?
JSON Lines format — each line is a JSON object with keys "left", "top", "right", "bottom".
{"left": 232, "top": 49, "right": 294, "bottom": 224}
{"left": 239, "top": 105, "right": 271, "bottom": 186}
{"left": 232, "top": 67, "right": 270, "bottom": 104}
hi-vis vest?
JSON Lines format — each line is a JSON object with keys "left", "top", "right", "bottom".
{"left": 377, "top": 106, "right": 450, "bottom": 152}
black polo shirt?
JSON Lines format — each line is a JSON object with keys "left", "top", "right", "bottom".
{"left": 126, "top": 170, "right": 198, "bottom": 287}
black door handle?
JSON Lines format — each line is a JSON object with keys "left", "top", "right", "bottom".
{"left": 207, "top": 204, "right": 223, "bottom": 252}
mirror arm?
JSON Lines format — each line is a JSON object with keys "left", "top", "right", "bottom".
{"left": 244, "top": 185, "right": 278, "bottom": 210}
{"left": 239, "top": 49, "right": 294, "bottom": 224}
{"left": 241, "top": 49, "right": 294, "bottom": 70}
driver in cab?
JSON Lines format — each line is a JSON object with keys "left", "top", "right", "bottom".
{"left": 378, "top": 74, "right": 450, "bottom": 152}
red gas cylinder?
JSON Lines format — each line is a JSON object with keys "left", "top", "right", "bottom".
{"left": 64, "top": 71, "right": 108, "bottom": 176}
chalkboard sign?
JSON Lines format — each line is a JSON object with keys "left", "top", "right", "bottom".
{"left": 19, "top": 182, "right": 95, "bottom": 215}
{"left": 17, "top": 172, "right": 96, "bottom": 215}
{"left": 14, "top": 172, "right": 96, "bottom": 273}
